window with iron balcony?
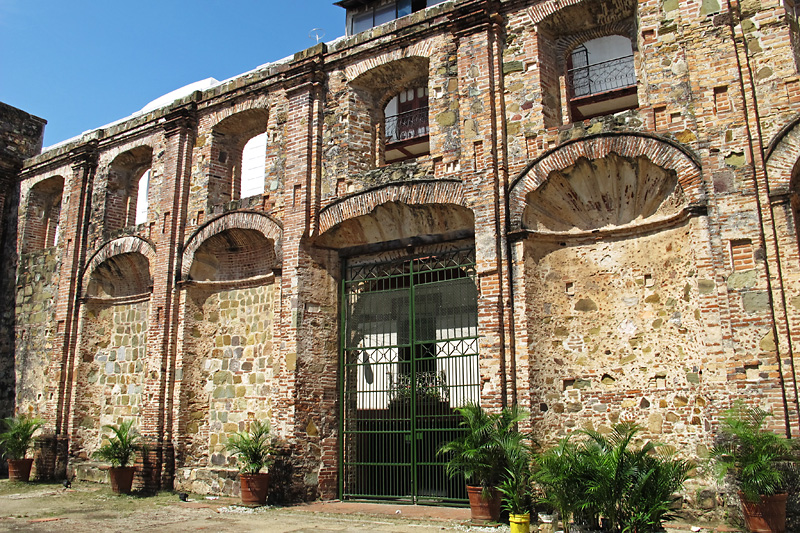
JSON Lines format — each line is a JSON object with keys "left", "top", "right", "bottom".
{"left": 567, "top": 35, "right": 638, "bottom": 121}
{"left": 384, "top": 86, "right": 429, "bottom": 163}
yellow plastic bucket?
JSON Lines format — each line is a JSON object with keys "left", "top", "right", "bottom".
{"left": 509, "top": 513, "right": 531, "bottom": 533}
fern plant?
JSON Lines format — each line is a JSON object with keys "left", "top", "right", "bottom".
{"left": 0, "top": 415, "right": 44, "bottom": 460}
{"left": 225, "top": 420, "right": 275, "bottom": 475}
{"left": 94, "top": 420, "right": 146, "bottom": 468}
{"left": 710, "top": 403, "right": 793, "bottom": 503}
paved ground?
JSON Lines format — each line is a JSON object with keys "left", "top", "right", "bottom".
{"left": 0, "top": 480, "right": 739, "bottom": 533}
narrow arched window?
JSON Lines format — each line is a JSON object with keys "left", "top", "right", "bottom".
{"left": 240, "top": 132, "right": 267, "bottom": 198}
{"left": 134, "top": 169, "right": 150, "bottom": 226}
{"left": 22, "top": 176, "right": 64, "bottom": 253}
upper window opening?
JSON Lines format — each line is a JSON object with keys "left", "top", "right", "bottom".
{"left": 340, "top": 0, "right": 447, "bottom": 36}
{"left": 567, "top": 36, "right": 638, "bottom": 121}
{"left": 384, "top": 86, "right": 429, "bottom": 163}
{"left": 208, "top": 109, "right": 268, "bottom": 208}
{"left": 240, "top": 132, "right": 267, "bottom": 199}
{"left": 104, "top": 146, "right": 153, "bottom": 233}
{"left": 22, "top": 175, "right": 64, "bottom": 254}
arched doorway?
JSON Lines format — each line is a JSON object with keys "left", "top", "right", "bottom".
{"left": 319, "top": 195, "right": 477, "bottom": 502}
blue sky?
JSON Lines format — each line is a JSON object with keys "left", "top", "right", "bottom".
{"left": 0, "top": 1, "right": 345, "bottom": 147}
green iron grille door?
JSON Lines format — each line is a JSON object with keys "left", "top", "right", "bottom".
{"left": 340, "top": 248, "right": 480, "bottom": 502}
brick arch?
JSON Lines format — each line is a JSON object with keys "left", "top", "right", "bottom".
{"left": 317, "top": 179, "right": 465, "bottom": 236}
{"left": 557, "top": 22, "right": 638, "bottom": 62}
{"left": 766, "top": 114, "right": 800, "bottom": 192}
{"left": 203, "top": 95, "right": 270, "bottom": 133}
{"left": 82, "top": 236, "right": 156, "bottom": 293}
{"left": 344, "top": 43, "right": 438, "bottom": 82}
{"left": 526, "top": 0, "right": 595, "bottom": 24}
{"left": 508, "top": 133, "right": 704, "bottom": 231}
{"left": 181, "top": 210, "right": 282, "bottom": 280}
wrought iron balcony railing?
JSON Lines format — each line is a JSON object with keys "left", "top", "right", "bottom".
{"left": 568, "top": 55, "right": 636, "bottom": 98}
{"left": 385, "top": 107, "right": 429, "bottom": 144}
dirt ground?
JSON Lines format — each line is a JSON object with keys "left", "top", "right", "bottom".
{"left": 0, "top": 480, "right": 481, "bottom": 533}
{"left": 0, "top": 480, "right": 739, "bottom": 533}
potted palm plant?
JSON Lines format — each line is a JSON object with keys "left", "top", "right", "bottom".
{"left": 0, "top": 415, "right": 44, "bottom": 482}
{"left": 497, "top": 429, "right": 533, "bottom": 533}
{"left": 439, "top": 403, "right": 528, "bottom": 523}
{"left": 534, "top": 423, "right": 691, "bottom": 533}
{"left": 225, "top": 419, "right": 275, "bottom": 506}
{"left": 94, "top": 420, "right": 147, "bottom": 494}
{"left": 710, "top": 404, "right": 794, "bottom": 533}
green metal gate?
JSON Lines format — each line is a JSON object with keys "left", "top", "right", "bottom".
{"left": 340, "top": 247, "right": 480, "bottom": 502}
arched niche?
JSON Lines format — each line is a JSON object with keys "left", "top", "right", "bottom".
{"left": 522, "top": 152, "right": 684, "bottom": 233}
{"left": 181, "top": 211, "right": 282, "bottom": 281}
{"left": 187, "top": 228, "right": 277, "bottom": 282}
{"left": 508, "top": 133, "right": 704, "bottom": 232}
{"left": 208, "top": 108, "right": 269, "bottom": 206}
{"left": 85, "top": 252, "right": 152, "bottom": 298}
{"left": 105, "top": 146, "right": 153, "bottom": 232}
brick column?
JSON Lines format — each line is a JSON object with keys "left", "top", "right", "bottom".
{"left": 276, "top": 44, "right": 341, "bottom": 500}
{"left": 49, "top": 141, "right": 98, "bottom": 479}
{"left": 137, "top": 105, "right": 196, "bottom": 492}
{"left": 452, "top": 1, "right": 512, "bottom": 410}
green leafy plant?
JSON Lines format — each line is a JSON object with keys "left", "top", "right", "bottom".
{"left": 439, "top": 403, "right": 529, "bottom": 494}
{"left": 581, "top": 424, "right": 692, "bottom": 533}
{"left": 496, "top": 427, "right": 533, "bottom": 515}
{"left": 94, "top": 420, "right": 147, "bottom": 468}
{"left": 225, "top": 420, "right": 275, "bottom": 475}
{"left": 533, "top": 437, "right": 590, "bottom": 527}
{"left": 0, "top": 415, "right": 44, "bottom": 460}
{"left": 710, "top": 403, "right": 794, "bottom": 503}
{"left": 534, "top": 423, "right": 692, "bottom": 533}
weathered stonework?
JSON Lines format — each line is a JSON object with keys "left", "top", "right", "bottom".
{"left": 2, "top": 0, "right": 800, "bottom": 519}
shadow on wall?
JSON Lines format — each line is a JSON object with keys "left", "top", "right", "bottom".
{"left": 267, "top": 448, "right": 305, "bottom": 504}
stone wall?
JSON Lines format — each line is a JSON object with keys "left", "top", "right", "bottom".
{"left": 15, "top": 249, "right": 60, "bottom": 416}
{"left": 175, "top": 281, "right": 278, "bottom": 495}
{"left": 70, "top": 299, "right": 149, "bottom": 460}
{"left": 0, "top": 102, "right": 45, "bottom": 420}
{"left": 3, "top": 0, "right": 800, "bottom": 515}
{"left": 526, "top": 221, "right": 714, "bottom": 445}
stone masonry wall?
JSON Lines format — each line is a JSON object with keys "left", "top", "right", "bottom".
{"left": 4, "top": 0, "right": 800, "bottom": 513}
{"left": 15, "top": 249, "right": 60, "bottom": 417}
{"left": 526, "top": 221, "right": 715, "bottom": 446}
{"left": 70, "top": 300, "right": 149, "bottom": 461}
{"left": 0, "top": 102, "right": 45, "bottom": 420}
{"left": 175, "top": 282, "right": 277, "bottom": 496}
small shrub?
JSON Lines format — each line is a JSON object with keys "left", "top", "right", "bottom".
{"left": 534, "top": 423, "right": 692, "bottom": 533}
{"left": 94, "top": 420, "right": 146, "bottom": 468}
{"left": 0, "top": 415, "right": 44, "bottom": 460}
{"left": 225, "top": 420, "right": 275, "bottom": 475}
{"left": 710, "top": 403, "right": 794, "bottom": 502}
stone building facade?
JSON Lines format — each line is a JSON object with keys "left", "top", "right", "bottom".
{"left": 2, "top": 0, "right": 800, "bottom": 506}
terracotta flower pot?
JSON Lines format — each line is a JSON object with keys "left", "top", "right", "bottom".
{"left": 7, "top": 458, "right": 34, "bottom": 482}
{"left": 108, "top": 466, "right": 136, "bottom": 494}
{"left": 466, "top": 485, "right": 501, "bottom": 523}
{"left": 739, "top": 492, "right": 787, "bottom": 533}
{"left": 240, "top": 472, "right": 270, "bottom": 506}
